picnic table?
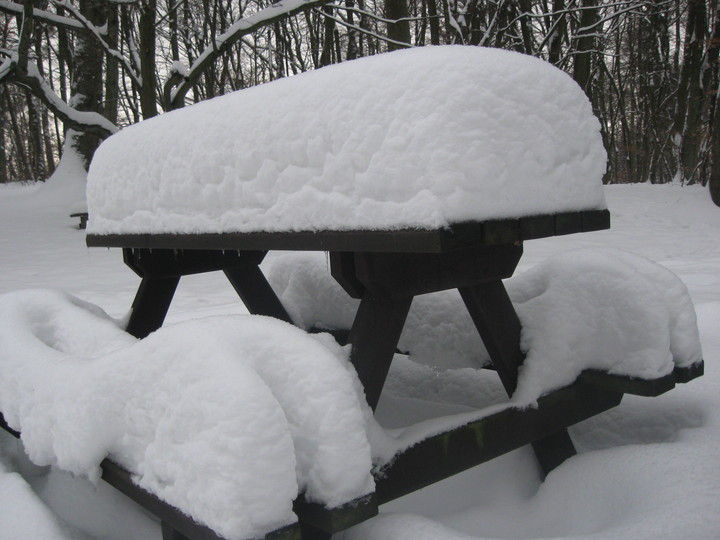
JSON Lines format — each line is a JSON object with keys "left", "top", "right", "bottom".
{"left": 83, "top": 209, "right": 702, "bottom": 540}
{"left": 17, "top": 46, "right": 700, "bottom": 540}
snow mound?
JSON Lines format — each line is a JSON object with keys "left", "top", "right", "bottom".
{"left": 87, "top": 46, "right": 606, "bottom": 235}
{"left": 0, "top": 290, "right": 375, "bottom": 540}
{"left": 264, "top": 248, "right": 702, "bottom": 402}
{"left": 265, "top": 253, "right": 489, "bottom": 369}
{"left": 511, "top": 248, "right": 703, "bottom": 402}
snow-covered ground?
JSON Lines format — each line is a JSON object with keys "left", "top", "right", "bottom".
{"left": 1, "top": 177, "right": 719, "bottom": 540}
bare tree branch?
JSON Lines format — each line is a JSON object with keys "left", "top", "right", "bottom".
{"left": 0, "top": 0, "right": 86, "bottom": 32}
{"left": 165, "top": 0, "right": 334, "bottom": 110}
{"left": 2, "top": 52, "right": 117, "bottom": 139}
{"left": 49, "top": 0, "right": 142, "bottom": 87}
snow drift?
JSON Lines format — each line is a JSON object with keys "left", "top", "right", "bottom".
{"left": 264, "top": 248, "right": 703, "bottom": 402}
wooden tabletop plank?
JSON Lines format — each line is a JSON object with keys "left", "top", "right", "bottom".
{"left": 87, "top": 210, "right": 610, "bottom": 253}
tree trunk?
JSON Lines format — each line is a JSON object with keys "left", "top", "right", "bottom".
{"left": 573, "top": 0, "right": 598, "bottom": 94}
{"left": 673, "top": 0, "right": 708, "bottom": 185}
{"left": 319, "top": 5, "right": 335, "bottom": 66}
{"left": 547, "top": 0, "right": 566, "bottom": 66}
{"left": 425, "top": 0, "right": 440, "bottom": 45}
{"left": 346, "top": 0, "right": 358, "bottom": 59}
{"left": 139, "top": 0, "right": 158, "bottom": 118}
{"left": 104, "top": 2, "right": 119, "bottom": 124}
{"left": 69, "top": 0, "right": 106, "bottom": 170}
{"left": 5, "top": 91, "right": 30, "bottom": 181}
{"left": 0, "top": 88, "right": 7, "bottom": 183}
{"left": 26, "top": 91, "right": 45, "bottom": 180}
{"left": 711, "top": 85, "right": 720, "bottom": 206}
{"left": 385, "top": 0, "right": 411, "bottom": 50}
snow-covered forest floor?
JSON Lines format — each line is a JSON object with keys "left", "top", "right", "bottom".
{"left": 0, "top": 175, "right": 719, "bottom": 539}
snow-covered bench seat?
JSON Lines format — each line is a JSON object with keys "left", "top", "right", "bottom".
{"left": 0, "top": 291, "right": 384, "bottom": 540}
{"left": 263, "top": 249, "right": 704, "bottom": 398}
{"left": 78, "top": 46, "right": 702, "bottom": 539}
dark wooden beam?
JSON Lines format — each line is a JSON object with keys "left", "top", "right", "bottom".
{"left": 293, "top": 493, "right": 377, "bottom": 534}
{"left": 329, "top": 252, "right": 365, "bottom": 299}
{"left": 374, "top": 383, "right": 623, "bottom": 504}
{"left": 349, "top": 244, "right": 523, "bottom": 298}
{"left": 125, "top": 276, "right": 180, "bottom": 338}
{"left": 579, "top": 369, "right": 676, "bottom": 397}
{"left": 123, "top": 248, "right": 266, "bottom": 279}
{"left": 459, "top": 281, "right": 524, "bottom": 395}
{"left": 87, "top": 210, "right": 612, "bottom": 254}
{"left": 347, "top": 293, "right": 413, "bottom": 410}
{"left": 224, "top": 265, "right": 293, "bottom": 323}
{"left": 459, "top": 281, "right": 578, "bottom": 475}
{"left": 674, "top": 361, "right": 704, "bottom": 383}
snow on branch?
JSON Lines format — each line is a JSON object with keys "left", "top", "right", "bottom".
{"left": 2, "top": 52, "right": 117, "bottom": 139}
{"left": 336, "top": 3, "right": 434, "bottom": 25}
{"left": 49, "top": 0, "right": 142, "bottom": 87}
{"left": 165, "top": 0, "right": 334, "bottom": 110}
{"left": 0, "top": 0, "right": 86, "bottom": 32}
{"left": 315, "top": 8, "right": 414, "bottom": 49}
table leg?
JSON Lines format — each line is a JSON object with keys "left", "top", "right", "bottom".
{"left": 160, "top": 522, "right": 191, "bottom": 540}
{"left": 459, "top": 281, "right": 523, "bottom": 394}
{"left": 125, "top": 276, "right": 180, "bottom": 339}
{"left": 459, "top": 281, "right": 577, "bottom": 476}
{"left": 348, "top": 292, "right": 413, "bottom": 411}
{"left": 122, "top": 248, "right": 273, "bottom": 338}
{"left": 224, "top": 265, "right": 293, "bottom": 323}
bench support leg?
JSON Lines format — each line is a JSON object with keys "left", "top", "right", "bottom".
{"left": 224, "top": 265, "right": 293, "bottom": 323}
{"left": 126, "top": 276, "right": 180, "bottom": 339}
{"left": 459, "top": 281, "right": 577, "bottom": 477}
{"left": 160, "top": 522, "right": 191, "bottom": 540}
{"left": 348, "top": 292, "right": 413, "bottom": 411}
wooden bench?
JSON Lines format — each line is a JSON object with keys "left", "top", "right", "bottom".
{"left": 70, "top": 212, "right": 89, "bottom": 229}
{"left": 78, "top": 210, "right": 702, "bottom": 540}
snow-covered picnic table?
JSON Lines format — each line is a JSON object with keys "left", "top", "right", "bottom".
{"left": 0, "top": 46, "right": 704, "bottom": 540}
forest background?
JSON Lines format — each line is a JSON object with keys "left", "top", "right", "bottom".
{"left": 1, "top": 0, "right": 719, "bottom": 205}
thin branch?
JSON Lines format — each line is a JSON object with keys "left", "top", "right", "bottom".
{"left": 49, "top": 0, "right": 142, "bottom": 87}
{"left": 315, "top": 8, "right": 414, "bottom": 49}
{"left": 574, "top": 3, "right": 648, "bottom": 35}
{"left": 335, "top": 3, "right": 436, "bottom": 25}
{"left": 16, "top": 0, "right": 32, "bottom": 68}
{"left": 1, "top": 52, "right": 117, "bottom": 138}
{"left": 0, "top": 0, "right": 85, "bottom": 32}
{"left": 166, "top": 0, "right": 334, "bottom": 110}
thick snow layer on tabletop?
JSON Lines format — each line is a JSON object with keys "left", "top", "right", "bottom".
{"left": 0, "top": 290, "right": 376, "bottom": 539}
{"left": 87, "top": 45, "right": 606, "bottom": 235}
{"left": 264, "top": 247, "right": 702, "bottom": 404}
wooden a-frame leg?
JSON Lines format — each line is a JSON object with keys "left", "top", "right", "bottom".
{"left": 348, "top": 292, "right": 413, "bottom": 411}
{"left": 160, "top": 521, "right": 191, "bottom": 540}
{"left": 299, "top": 521, "right": 332, "bottom": 540}
{"left": 459, "top": 281, "right": 577, "bottom": 477}
{"left": 224, "top": 265, "right": 293, "bottom": 323}
{"left": 125, "top": 276, "right": 180, "bottom": 339}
